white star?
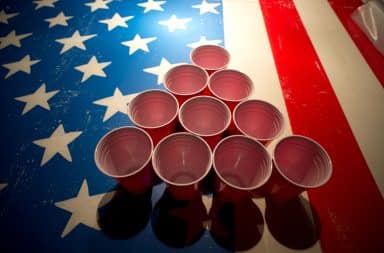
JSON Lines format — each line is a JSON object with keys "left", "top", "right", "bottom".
{"left": 74, "top": 56, "right": 111, "bottom": 83}
{"left": 137, "top": 0, "right": 166, "bottom": 13}
{"left": 192, "top": 0, "right": 220, "bottom": 15}
{"left": 158, "top": 14, "right": 192, "bottom": 32}
{"left": 0, "top": 10, "right": 19, "bottom": 24}
{"left": 33, "top": 0, "right": 59, "bottom": 10}
{"left": 33, "top": 124, "right": 82, "bottom": 166}
{"left": 143, "top": 57, "right": 185, "bottom": 84}
{"left": 2, "top": 55, "right": 40, "bottom": 79}
{"left": 0, "top": 183, "right": 7, "bottom": 191}
{"left": 55, "top": 180, "right": 116, "bottom": 238}
{"left": 99, "top": 13, "right": 134, "bottom": 31}
{"left": 187, "top": 36, "right": 222, "bottom": 48}
{"left": 55, "top": 30, "right": 97, "bottom": 54}
{"left": 93, "top": 88, "right": 138, "bottom": 122}
{"left": 0, "top": 30, "right": 32, "bottom": 50}
{"left": 14, "top": 83, "right": 59, "bottom": 115}
{"left": 121, "top": 34, "right": 157, "bottom": 55}
{"left": 45, "top": 12, "right": 73, "bottom": 28}
{"left": 85, "top": 0, "right": 112, "bottom": 12}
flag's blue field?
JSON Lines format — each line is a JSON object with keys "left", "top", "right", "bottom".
{"left": 0, "top": 0, "right": 227, "bottom": 252}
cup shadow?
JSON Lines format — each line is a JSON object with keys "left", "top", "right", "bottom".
{"left": 209, "top": 195, "right": 264, "bottom": 251}
{"left": 151, "top": 189, "right": 208, "bottom": 248}
{"left": 200, "top": 169, "right": 215, "bottom": 195}
{"left": 265, "top": 195, "right": 321, "bottom": 250}
{"left": 97, "top": 185, "right": 152, "bottom": 240}
{"left": 175, "top": 121, "right": 184, "bottom": 132}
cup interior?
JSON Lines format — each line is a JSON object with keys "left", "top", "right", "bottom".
{"left": 209, "top": 70, "right": 253, "bottom": 101}
{"left": 234, "top": 100, "right": 284, "bottom": 140}
{"left": 164, "top": 65, "right": 208, "bottom": 95}
{"left": 180, "top": 96, "right": 231, "bottom": 136}
{"left": 191, "top": 45, "right": 230, "bottom": 70}
{"left": 95, "top": 127, "right": 153, "bottom": 177}
{"left": 128, "top": 90, "right": 178, "bottom": 128}
{"left": 213, "top": 136, "right": 272, "bottom": 190}
{"left": 152, "top": 133, "right": 212, "bottom": 186}
{"left": 273, "top": 136, "right": 332, "bottom": 188}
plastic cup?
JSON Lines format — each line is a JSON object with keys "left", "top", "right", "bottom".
{"left": 265, "top": 135, "right": 333, "bottom": 203}
{"left": 127, "top": 89, "right": 179, "bottom": 145}
{"left": 94, "top": 127, "right": 154, "bottom": 194}
{"left": 213, "top": 135, "right": 272, "bottom": 201}
{"left": 190, "top": 45, "right": 230, "bottom": 75}
{"left": 233, "top": 99, "right": 284, "bottom": 145}
{"left": 208, "top": 69, "right": 253, "bottom": 111}
{"left": 179, "top": 96, "right": 231, "bottom": 149}
{"left": 164, "top": 64, "right": 209, "bottom": 105}
{"left": 152, "top": 132, "right": 212, "bottom": 199}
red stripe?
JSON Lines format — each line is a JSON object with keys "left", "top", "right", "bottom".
{"left": 329, "top": 0, "right": 384, "bottom": 88}
{"left": 259, "top": 0, "right": 384, "bottom": 252}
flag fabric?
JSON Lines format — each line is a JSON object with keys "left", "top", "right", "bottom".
{"left": 1, "top": 0, "right": 384, "bottom": 253}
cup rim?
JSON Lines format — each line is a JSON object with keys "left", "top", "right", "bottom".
{"left": 208, "top": 69, "right": 253, "bottom": 102}
{"left": 178, "top": 95, "right": 232, "bottom": 137}
{"left": 190, "top": 44, "right": 230, "bottom": 72}
{"left": 94, "top": 126, "right": 154, "bottom": 178}
{"left": 152, "top": 132, "right": 213, "bottom": 187}
{"left": 127, "top": 89, "right": 180, "bottom": 129}
{"left": 233, "top": 99, "right": 285, "bottom": 142}
{"left": 272, "top": 134, "right": 333, "bottom": 189}
{"left": 163, "top": 64, "right": 209, "bottom": 96}
{"left": 213, "top": 135, "right": 273, "bottom": 191}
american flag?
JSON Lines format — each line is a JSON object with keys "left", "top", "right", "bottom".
{"left": 0, "top": 0, "right": 383, "bottom": 252}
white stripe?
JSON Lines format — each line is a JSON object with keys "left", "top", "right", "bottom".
{"left": 294, "top": 0, "right": 384, "bottom": 196}
{"left": 222, "top": 0, "right": 322, "bottom": 252}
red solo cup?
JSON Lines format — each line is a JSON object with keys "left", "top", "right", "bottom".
{"left": 265, "top": 135, "right": 333, "bottom": 203}
{"left": 213, "top": 135, "right": 272, "bottom": 201}
{"left": 208, "top": 69, "right": 253, "bottom": 111}
{"left": 152, "top": 132, "right": 212, "bottom": 200}
{"left": 233, "top": 99, "right": 284, "bottom": 145}
{"left": 127, "top": 89, "right": 179, "bottom": 145}
{"left": 94, "top": 127, "right": 154, "bottom": 194}
{"left": 163, "top": 64, "right": 209, "bottom": 105}
{"left": 190, "top": 45, "right": 230, "bottom": 75}
{"left": 178, "top": 96, "right": 231, "bottom": 150}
